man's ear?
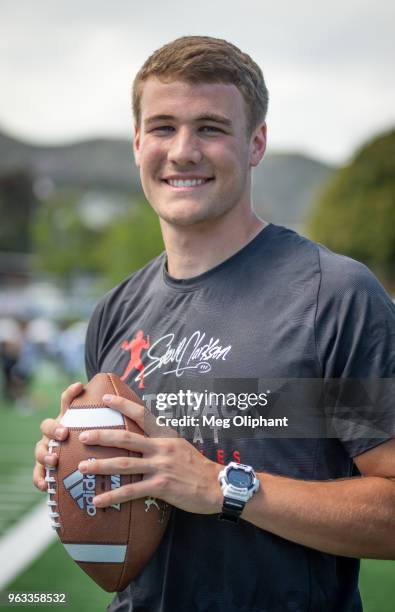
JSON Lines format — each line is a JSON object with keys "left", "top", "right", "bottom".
{"left": 133, "top": 124, "right": 141, "bottom": 167}
{"left": 249, "top": 122, "right": 267, "bottom": 168}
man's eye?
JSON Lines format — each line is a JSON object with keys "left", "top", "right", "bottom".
{"left": 151, "top": 126, "right": 174, "bottom": 134}
{"left": 200, "top": 126, "right": 222, "bottom": 133}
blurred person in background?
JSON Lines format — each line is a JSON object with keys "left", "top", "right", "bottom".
{"left": 51, "top": 319, "right": 87, "bottom": 383}
{"left": 0, "top": 318, "right": 36, "bottom": 411}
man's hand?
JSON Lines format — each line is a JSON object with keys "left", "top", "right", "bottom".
{"left": 77, "top": 394, "right": 223, "bottom": 515}
{"left": 33, "top": 382, "right": 84, "bottom": 491}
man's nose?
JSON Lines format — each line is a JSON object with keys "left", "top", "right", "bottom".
{"left": 167, "top": 128, "right": 203, "bottom": 165}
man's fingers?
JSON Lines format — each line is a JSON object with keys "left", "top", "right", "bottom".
{"left": 93, "top": 478, "right": 159, "bottom": 508}
{"left": 35, "top": 437, "right": 59, "bottom": 466}
{"left": 60, "top": 381, "right": 84, "bottom": 414}
{"left": 103, "top": 394, "right": 152, "bottom": 432}
{"left": 78, "top": 455, "right": 155, "bottom": 476}
{"left": 35, "top": 437, "right": 49, "bottom": 464}
{"left": 79, "top": 429, "right": 153, "bottom": 453}
{"left": 33, "top": 461, "right": 47, "bottom": 491}
{"left": 40, "top": 418, "right": 68, "bottom": 441}
{"left": 102, "top": 394, "right": 178, "bottom": 438}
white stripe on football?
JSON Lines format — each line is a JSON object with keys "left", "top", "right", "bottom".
{"left": 60, "top": 407, "right": 124, "bottom": 428}
{"left": 64, "top": 543, "right": 127, "bottom": 563}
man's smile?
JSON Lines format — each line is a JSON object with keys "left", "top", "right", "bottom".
{"left": 161, "top": 176, "right": 215, "bottom": 190}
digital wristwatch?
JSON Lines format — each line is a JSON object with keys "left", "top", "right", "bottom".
{"left": 218, "top": 462, "right": 259, "bottom": 523}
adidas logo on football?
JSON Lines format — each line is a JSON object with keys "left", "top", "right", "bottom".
{"left": 63, "top": 462, "right": 121, "bottom": 517}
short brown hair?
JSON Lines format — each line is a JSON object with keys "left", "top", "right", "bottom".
{"left": 132, "top": 36, "right": 269, "bottom": 135}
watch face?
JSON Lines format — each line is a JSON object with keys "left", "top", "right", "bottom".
{"left": 227, "top": 467, "right": 253, "bottom": 488}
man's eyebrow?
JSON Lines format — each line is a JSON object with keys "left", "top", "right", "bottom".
{"left": 144, "top": 113, "right": 233, "bottom": 127}
{"left": 195, "top": 113, "right": 233, "bottom": 127}
{"left": 144, "top": 115, "right": 175, "bottom": 126}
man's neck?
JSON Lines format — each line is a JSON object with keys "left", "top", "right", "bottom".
{"left": 161, "top": 210, "right": 268, "bottom": 280}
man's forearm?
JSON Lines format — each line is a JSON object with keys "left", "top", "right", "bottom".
{"left": 242, "top": 472, "right": 395, "bottom": 559}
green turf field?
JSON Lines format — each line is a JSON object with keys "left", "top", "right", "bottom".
{"left": 5, "top": 546, "right": 395, "bottom": 612}
{"left": 0, "top": 361, "right": 66, "bottom": 537}
{"left": 1, "top": 362, "right": 394, "bottom": 611}
{"left": 6, "top": 540, "right": 113, "bottom": 611}
{"left": 359, "top": 560, "right": 395, "bottom": 612}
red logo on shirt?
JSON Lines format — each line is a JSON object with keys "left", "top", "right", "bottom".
{"left": 120, "top": 330, "right": 150, "bottom": 389}
{"left": 120, "top": 329, "right": 232, "bottom": 387}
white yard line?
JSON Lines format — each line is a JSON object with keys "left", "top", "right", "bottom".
{"left": 0, "top": 500, "right": 55, "bottom": 589}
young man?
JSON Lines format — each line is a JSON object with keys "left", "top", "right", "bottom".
{"left": 34, "top": 36, "right": 395, "bottom": 611}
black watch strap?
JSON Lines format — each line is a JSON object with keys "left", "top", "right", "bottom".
{"left": 219, "top": 496, "right": 245, "bottom": 523}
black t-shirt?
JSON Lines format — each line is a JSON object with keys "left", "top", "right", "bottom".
{"left": 85, "top": 224, "right": 395, "bottom": 612}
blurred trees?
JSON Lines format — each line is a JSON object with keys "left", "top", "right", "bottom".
{"left": 307, "top": 128, "right": 395, "bottom": 288}
{"left": 0, "top": 169, "right": 37, "bottom": 252}
{"left": 98, "top": 200, "right": 163, "bottom": 288}
{"left": 33, "top": 192, "right": 163, "bottom": 288}
{"left": 33, "top": 191, "right": 103, "bottom": 284}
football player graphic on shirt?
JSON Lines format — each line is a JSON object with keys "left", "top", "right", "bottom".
{"left": 120, "top": 330, "right": 150, "bottom": 389}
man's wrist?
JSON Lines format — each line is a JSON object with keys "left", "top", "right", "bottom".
{"left": 198, "top": 461, "right": 223, "bottom": 514}
{"left": 211, "top": 463, "right": 224, "bottom": 513}
{"left": 217, "top": 462, "right": 260, "bottom": 522}
{"left": 240, "top": 472, "right": 265, "bottom": 521}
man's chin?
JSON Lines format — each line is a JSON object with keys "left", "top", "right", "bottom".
{"left": 160, "top": 212, "right": 211, "bottom": 228}
{"left": 157, "top": 205, "right": 216, "bottom": 228}
{"left": 155, "top": 198, "right": 235, "bottom": 229}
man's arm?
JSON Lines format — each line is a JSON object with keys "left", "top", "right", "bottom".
{"left": 77, "top": 395, "right": 395, "bottom": 560}
{"left": 243, "top": 439, "right": 395, "bottom": 559}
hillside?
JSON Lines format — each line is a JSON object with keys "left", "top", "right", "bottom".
{"left": 0, "top": 130, "right": 140, "bottom": 192}
{"left": 0, "top": 128, "right": 335, "bottom": 226}
{"left": 253, "top": 152, "right": 334, "bottom": 226}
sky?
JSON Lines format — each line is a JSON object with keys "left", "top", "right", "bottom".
{"left": 1, "top": 0, "right": 394, "bottom": 164}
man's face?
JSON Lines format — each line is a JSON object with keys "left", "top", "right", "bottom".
{"left": 134, "top": 78, "right": 265, "bottom": 227}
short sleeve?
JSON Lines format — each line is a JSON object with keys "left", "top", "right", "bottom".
{"left": 84, "top": 298, "right": 105, "bottom": 381}
{"left": 315, "top": 249, "right": 395, "bottom": 456}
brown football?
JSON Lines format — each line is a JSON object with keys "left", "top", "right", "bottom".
{"left": 46, "top": 372, "right": 171, "bottom": 592}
